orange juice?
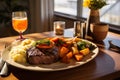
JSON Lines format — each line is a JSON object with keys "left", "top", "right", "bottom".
{"left": 12, "top": 18, "right": 28, "bottom": 33}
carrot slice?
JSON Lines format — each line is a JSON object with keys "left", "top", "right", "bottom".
{"left": 60, "top": 47, "right": 69, "bottom": 57}
{"left": 74, "top": 54, "right": 83, "bottom": 61}
{"left": 66, "top": 51, "right": 73, "bottom": 59}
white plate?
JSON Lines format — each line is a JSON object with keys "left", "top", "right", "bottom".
{"left": 1, "top": 39, "right": 99, "bottom": 71}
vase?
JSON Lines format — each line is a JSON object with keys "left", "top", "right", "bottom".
{"left": 86, "top": 9, "right": 100, "bottom": 37}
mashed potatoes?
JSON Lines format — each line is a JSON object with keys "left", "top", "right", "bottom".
{"left": 9, "top": 39, "right": 35, "bottom": 63}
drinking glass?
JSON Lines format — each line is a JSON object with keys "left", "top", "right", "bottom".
{"left": 12, "top": 11, "right": 28, "bottom": 40}
{"left": 54, "top": 21, "right": 65, "bottom": 35}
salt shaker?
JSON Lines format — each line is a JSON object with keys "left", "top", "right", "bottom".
{"left": 73, "top": 21, "right": 81, "bottom": 38}
{"left": 73, "top": 21, "right": 86, "bottom": 39}
{"left": 81, "top": 22, "right": 86, "bottom": 39}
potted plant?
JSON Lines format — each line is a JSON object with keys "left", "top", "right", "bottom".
{"left": 83, "top": 0, "right": 107, "bottom": 37}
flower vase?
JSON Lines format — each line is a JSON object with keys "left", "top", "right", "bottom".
{"left": 86, "top": 9, "right": 100, "bottom": 37}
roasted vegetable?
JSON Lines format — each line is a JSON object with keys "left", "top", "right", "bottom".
{"left": 60, "top": 47, "right": 69, "bottom": 57}
{"left": 36, "top": 39, "right": 54, "bottom": 48}
{"left": 80, "top": 48, "right": 90, "bottom": 56}
{"left": 74, "top": 54, "right": 83, "bottom": 61}
{"left": 77, "top": 41, "right": 86, "bottom": 50}
{"left": 89, "top": 44, "right": 97, "bottom": 51}
{"left": 66, "top": 51, "right": 73, "bottom": 59}
{"left": 50, "top": 37, "right": 66, "bottom": 47}
{"left": 36, "top": 37, "right": 96, "bottom": 64}
{"left": 72, "top": 47, "right": 79, "bottom": 55}
{"left": 77, "top": 41, "right": 96, "bottom": 51}
{"left": 36, "top": 39, "right": 51, "bottom": 45}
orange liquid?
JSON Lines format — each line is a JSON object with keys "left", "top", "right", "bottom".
{"left": 12, "top": 18, "right": 28, "bottom": 33}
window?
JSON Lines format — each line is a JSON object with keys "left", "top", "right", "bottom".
{"left": 54, "top": 0, "right": 77, "bottom": 15}
{"left": 54, "top": 0, "right": 120, "bottom": 27}
{"left": 101, "top": 1, "right": 120, "bottom": 26}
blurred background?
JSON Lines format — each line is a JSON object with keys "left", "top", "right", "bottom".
{"left": 0, "top": 0, "right": 119, "bottom": 37}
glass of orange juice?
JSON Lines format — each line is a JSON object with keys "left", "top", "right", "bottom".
{"left": 12, "top": 11, "right": 28, "bottom": 40}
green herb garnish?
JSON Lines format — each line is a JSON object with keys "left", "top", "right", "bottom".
{"left": 77, "top": 41, "right": 96, "bottom": 51}
{"left": 36, "top": 39, "right": 50, "bottom": 45}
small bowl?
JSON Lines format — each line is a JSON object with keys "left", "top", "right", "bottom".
{"left": 90, "top": 23, "right": 109, "bottom": 41}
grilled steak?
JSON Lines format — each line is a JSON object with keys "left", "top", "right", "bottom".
{"left": 27, "top": 47, "right": 59, "bottom": 65}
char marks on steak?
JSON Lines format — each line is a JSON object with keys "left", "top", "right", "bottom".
{"left": 27, "top": 46, "right": 59, "bottom": 65}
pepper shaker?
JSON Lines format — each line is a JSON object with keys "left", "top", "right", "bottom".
{"left": 81, "top": 22, "right": 86, "bottom": 39}
{"left": 73, "top": 21, "right": 81, "bottom": 38}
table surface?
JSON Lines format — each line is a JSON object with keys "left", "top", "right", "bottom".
{"left": 0, "top": 28, "right": 120, "bottom": 80}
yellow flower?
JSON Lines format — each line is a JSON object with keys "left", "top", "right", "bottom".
{"left": 83, "top": 0, "right": 90, "bottom": 7}
{"left": 83, "top": 0, "right": 107, "bottom": 10}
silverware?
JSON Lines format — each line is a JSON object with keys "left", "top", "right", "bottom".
{"left": 0, "top": 60, "right": 8, "bottom": 76}
{"left": 0, "top": 58, "right": 5, "bottom": 70}
{"left": 0, "top": 44, "right": 10, "bottom": 77}
{"left": 73, "top": 21, "right": 81, "bottom": 37}
{"left": 81, "top": 22, "right": 86, "bottom": 39}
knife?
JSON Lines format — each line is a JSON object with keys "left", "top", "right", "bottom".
{"left": 0, "top": 58, "right": 9, "bottom": 77}
{"left": 0, "top": 58, "right": 5, "bottom": 70}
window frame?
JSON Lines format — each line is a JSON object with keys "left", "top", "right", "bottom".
{"left": 54, "top": 0, "right": 120, "bottom": 33}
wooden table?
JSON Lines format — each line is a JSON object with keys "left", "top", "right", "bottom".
{"left": 0, "top": 29, "right": 120, "bottom": 80}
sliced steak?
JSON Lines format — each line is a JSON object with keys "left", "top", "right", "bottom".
{"left": 27, "top": 47, "right": 59, "bottom": 65}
